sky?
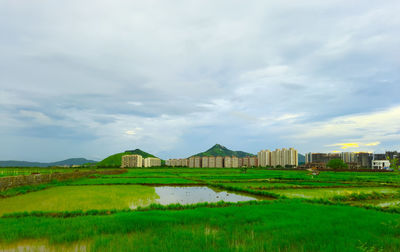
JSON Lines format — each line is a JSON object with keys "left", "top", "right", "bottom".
{"left": 1, "top": 0, "right": 400, "bottom": 162}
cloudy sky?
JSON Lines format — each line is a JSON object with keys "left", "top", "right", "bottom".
{"left": 1, "top": 0, "right": 400, "bottom": 162}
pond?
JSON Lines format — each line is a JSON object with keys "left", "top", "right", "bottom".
{"left": 0, "top": 185, "right": 261, "bottom": 216}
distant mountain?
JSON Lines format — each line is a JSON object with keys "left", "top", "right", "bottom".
{"left": 96, "top": 149, "right": 160, "bottom": 167}
{"left": 193, "top": 144, "right": 256, "bottom": 158}
{"left": 298, "top": 154, "right": 305, "bottom": 165}
{"left": 0, "top": 158, "right": 98, "bottom": 167}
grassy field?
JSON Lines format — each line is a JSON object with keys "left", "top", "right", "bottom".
{"left": 0, "top": 185, "right": 158, "bottom": 215}
{"left": 1, "top": 200, "right": 400, "bottom": 251}
{"left": 1, "top": 167, "right": 400, "bottom": 251}
{"left": 0, "top": 167, "right": 101, "bottom": 177}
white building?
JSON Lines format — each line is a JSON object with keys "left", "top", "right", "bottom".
{"left": 372, "top": 160, "right": 391, "bottom": 170}
{"left": 258, "top": 148, "right": 298, "bottom": 167}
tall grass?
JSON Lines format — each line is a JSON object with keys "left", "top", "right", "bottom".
{"left": 0, "top": 201, "right": 400, "bottom": 251}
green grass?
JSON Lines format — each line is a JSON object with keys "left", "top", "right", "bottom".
{"left": 0, "top": 168, "right": 99, "bottom": 177}
{"left": 68, "top": 177, "right": 198, "bottom": 185}
{"left": 0, "top": 180, "right": 66, "bottom": 198}
{"left": 266, "top": 187, "right": 400, "bottom": 199}
{"left": 0, "top": 185, "right": 159, "bottom": 216}
{"left": 2, "top": 168, "right": 400, "bottom": 251}
{"left": 1, "top": 200, "right": 400, "bottom": 251}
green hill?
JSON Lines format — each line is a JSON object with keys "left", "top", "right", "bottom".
{"left": 96, "top": 149, "right": 158, "bottom": 167}
{"left": 193, "top": 144, "right": 255, "bottom": 158}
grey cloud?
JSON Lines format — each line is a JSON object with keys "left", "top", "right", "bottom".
{"left": 0, "top": 0, "right": 399, "bottom": 160}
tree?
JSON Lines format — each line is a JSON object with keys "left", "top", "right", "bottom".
{"left": 326, "top": 159, "right": 348, "bottom": 170}
{"left": 387, "top": 156, "right": 399, "bottom": 171}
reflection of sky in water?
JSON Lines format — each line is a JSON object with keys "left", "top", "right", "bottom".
{"left": 154, "top": 186, "right": 257, "bottom": 205}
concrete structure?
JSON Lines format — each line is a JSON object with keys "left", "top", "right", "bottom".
{"left": 215, "top": 156, "right": 223, "bottom": 168}
{"left": 194, "top": 156, "right": 201, "bottom": 168}
{"left": 201, "top": 156, "right": 209, "bottom": 168}
{"left": 356, "top": 152, "right": 373, "bottom": 168}
{"left": 372, "top": 160, "right": 391, "bottom": 170}
{"left": 166, "top": 158, "right": 188, "bottom": 167}
{"left": 307, "top": 152, "right": 373, "bottom": 169}
{"left": 143, "top": 157, "right": 161, "bottom": 167}
{"left": 209, "top": 156, "right": 216, "bottom": 168}
{"left": 249, "top": 156, "right": 257, "bottom": 167}
{"left": 341, "top": 152, "right": 356, "bottom": 163}
{"left": 306, "top": 153, "right": 340, "bottom": 164}
{"left": 238, "top": 158, "right": 243, "bottom": 167}
{"left": 373, "top": 153, "right": 387, "bottom": 161}
{"left": 189, "top": 157, "right": 195, "bottom": 168}
{"left": 121, "top": 155, "right": 143, "bottom": 168}
{"left": 260, "top": 148, "right": 298, "bottom": 167}
{"left": 242, "top": 157, "right": 249, "bottom": 167}
{"left": 232, "top": 156, "right": 239, "bottom": 168}
{"left": 224, "top": 156, "right": 232, "bottom": 168}
{"left": 257, "top": 150, "right": 271, "bottom": 167}
{"left": 143, "top": 158, "right": 150, "bottom": 167}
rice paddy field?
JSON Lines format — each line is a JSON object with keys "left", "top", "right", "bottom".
{"left": 1, "top": 167, "right": 400, "bottom": 251}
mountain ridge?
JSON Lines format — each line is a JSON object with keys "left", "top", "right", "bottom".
{"left": 192, "top": 144, "right": 256, "bottom": 158}
{"left": 0, "top": 158, "right": 97, "bottom": 167}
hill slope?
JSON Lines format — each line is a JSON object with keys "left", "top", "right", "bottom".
{"left": 96, "top": 149, "right": 158, "bottom": 167}
{"left": 0, "top": 158, "right": 97, "bottom": 167}
{"left": 193, "top": 144, "right": 255, "bottom": 158}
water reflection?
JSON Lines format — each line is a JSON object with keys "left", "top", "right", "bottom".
{"left": 0, "top": 185, "right": 259, "bottom": 214}
{"left": 154, "top": 186, "right": 257, "bottom": 205}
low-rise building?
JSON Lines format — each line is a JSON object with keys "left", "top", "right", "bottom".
{"left": 372, "top": 160, "right": 391, "bottom": 170}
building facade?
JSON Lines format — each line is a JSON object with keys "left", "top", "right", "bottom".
{"left": 258, "top": 148, "right": 298, "bottom": 167}
{"left": 121, "top": 155, "right": 143, "bottom": 168}
{"left": 224, "top": 156, "right": 232, "bottom": 168}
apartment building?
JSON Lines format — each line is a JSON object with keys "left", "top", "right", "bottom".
{"left": 194, "top": 156, "right": 201, "bottom": 168}
{"left": 209, "top": 156, "right": 216, "bottom": 168}
{"left": 257, "top": 150, "right": 271, "bottom": 167}
{"left": 202, "top": 156, "right": 209, "bottom": 168}
{"left": 215, "top": 156, "right": 223, "bottom": 168}
{"left": 121, "top": 155, "right": 143, "bottom": 168}
{"left": 166, "top": 158, "right": 188, "bottom": 167}
{"left": 188, "top": 157, "right": 195, "bottom": 168}
{"left": 224, "top": 156, "right": 232, "bottom": 168}
{"left": 306, "top": 152, "right": 373, "bottom": 168}
{"left": 341, "top": 152, "right": 356, "bottom": 163}
{"left": 259, "top": 148, "right": 298, "bottom": 167}
{"left": 143, "top": 157, "right": 161, "bottom": 167}
{"left": 232, "top": 156, "right": 239, "bottom": 168}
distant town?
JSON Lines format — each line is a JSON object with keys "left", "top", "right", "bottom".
{"left": 121, "top": 147, "right": 398, "bottom": 170}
